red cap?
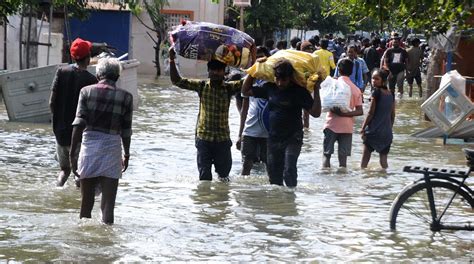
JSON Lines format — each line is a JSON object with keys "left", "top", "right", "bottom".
{"left": 70, "top": 38, "right": 92, "bottom": 60}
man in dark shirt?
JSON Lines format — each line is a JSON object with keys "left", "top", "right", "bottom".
{"left": 242, "top": 59, "right": 322, "bottom": 187}
{"left": 384, "top": 37, "right": 409, "bottom": 97}
{"left": 364, "top": 38, "right": 381, "bottom": 72}
{"left": 364, "top": 38, "right": 381, "bottom": 90}
{"left": 406, "top": 38, "right": 424, "bottom": 97}
{"left": 49, "top": 38, "right": 97, "bottom": 187}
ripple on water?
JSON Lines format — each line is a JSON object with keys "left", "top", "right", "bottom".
{"left": 0, "top": 79, "right": 472, "bottom": 262}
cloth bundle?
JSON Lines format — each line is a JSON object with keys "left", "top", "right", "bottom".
{"left": 169, "top": 21, "right": 255, "bottom": 68}
{"left": 245, "top": 50, "right": 327, "bottom": 92}
{"left": 320, "top": 76, "right": 352, "bottom": 113}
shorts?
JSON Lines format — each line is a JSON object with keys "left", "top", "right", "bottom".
{"left": 241, "top": 136, "right": 267, "bottom": 163}
{"left": 56, "top": 143, "right": 80, "bottom": 169}
{"left": 388, "top": 71, "right": 405, "bottom": 90}
{"left": 323, "top": 128, "right": 352, "bottom": 156}
{"left": 364, "top": 142, "right": 391, "bottom": 155}
{"left": 406, "top": 69, "right": 421, "bottom": 85}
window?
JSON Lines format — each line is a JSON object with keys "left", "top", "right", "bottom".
{"left": 161, "top": 10, "right": 194, "bottom": 31}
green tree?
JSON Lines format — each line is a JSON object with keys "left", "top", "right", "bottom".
{"left": 129, "top": 0, "right": 170, "bottom": 77}
{"left": 243, "top": 0, "right": 295, "bottom": 43}
{"left": 324, "top": 0, "right": 473, "bottom": 35}
{"left": 1, "top": 0, "right": 92, "bottom": 24}
{"left": 1, "top": 0, "right": 22, "bottom": 22}
{"left": 290, "top": 0, "right": 353, "bottom": 34}
{"left": 239, "top": 0, "right": 354, "bottom": 43}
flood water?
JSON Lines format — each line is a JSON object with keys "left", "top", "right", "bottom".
{"left": 0, "top": 77, "right": 472, "bottom": 262}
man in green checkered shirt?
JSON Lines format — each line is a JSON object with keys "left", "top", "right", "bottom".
{"left": 169, "top": 47, "right": 252, "bottom": 182}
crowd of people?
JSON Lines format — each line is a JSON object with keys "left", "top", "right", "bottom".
{"left": 50, "top": 32, "right": 425, "bottom": 224}
{"left": 168, "top": 33, "right": 413, "bottom": 186}
{"left": 267, "top": 32, "right": 425, "bottom": 98}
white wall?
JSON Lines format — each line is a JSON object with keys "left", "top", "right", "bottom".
{"left": 131, "top": 0, "right": 225, "bottom": 77}
{"left": 289, "top": 29, "right": 321, "bottom": 41}
{"left": 2, "top": 16, "right": 61, "bottom": 71}
{"left": 6, "top": 15, "right": 21, "bottom": 71}
{"left": 38, "top": 32, "right": 63, "bottom": 67}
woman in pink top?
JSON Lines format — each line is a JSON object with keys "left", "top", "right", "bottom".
{"left": 323, "top": 58, "right": 364, "bottom": 168}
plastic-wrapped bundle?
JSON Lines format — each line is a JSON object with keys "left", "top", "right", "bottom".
{"left": 169, "top": 21, "right": 255, "bottom": 68}
{"left": 245, "top": 50, "right": 327, "bottom": 92}
{"left": 319, "top": 76, "right": 352, "bottom": 113}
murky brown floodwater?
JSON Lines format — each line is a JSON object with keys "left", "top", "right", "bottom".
{"left": 0, "top": 77, "right": 472, "bottom": 262}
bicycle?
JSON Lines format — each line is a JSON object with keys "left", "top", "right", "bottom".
{"left": 389, "top": 148, "right": 474, "bottom": 232}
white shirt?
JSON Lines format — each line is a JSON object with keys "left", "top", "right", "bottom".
{"left": 242, "top": 96, "right": 269, "bottom": 138}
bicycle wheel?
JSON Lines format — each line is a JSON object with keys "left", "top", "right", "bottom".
{"left": 390, "top": 180, "right": 474, "bottom": 232}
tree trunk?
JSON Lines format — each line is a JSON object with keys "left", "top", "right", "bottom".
{"left": 155, "top": 33, "right": 161, "bottom": 77}
{"left": 424, "top": 48, "right": 445, "bottom": 120}
{"left": 426, "top": 48, "right": 445, "bottom": 99}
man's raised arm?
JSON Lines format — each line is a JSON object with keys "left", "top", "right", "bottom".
{"left": 169, "top": 47, "right": 181, "bottom": 84}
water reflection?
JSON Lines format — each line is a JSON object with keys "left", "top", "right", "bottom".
{"left": 234, "top": 187, "right": 301, "bottom": 245}
{"left": 191, "top": 182, "right": 231, "bottom": 224}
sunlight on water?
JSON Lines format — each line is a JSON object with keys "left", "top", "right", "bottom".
{"left": 0, "top": 78, "right": 472, "bottom": 262}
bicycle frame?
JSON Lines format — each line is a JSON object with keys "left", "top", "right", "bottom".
{"left": 418, "top": 168, "right": 473, "bottom": 231}
{"left": 391, "top": 149, "right": 474, "bottom": 232}
{"left": 413, "top": 173, "right": 474, "bottom": 197}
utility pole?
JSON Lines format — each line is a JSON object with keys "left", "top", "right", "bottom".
{"left": 234, "top": 0, "right": 251, "bottom": 31}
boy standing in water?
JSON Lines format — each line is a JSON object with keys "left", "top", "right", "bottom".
{"left": 237, "top": 46, "right": 271, "bottom": 175}
{"left": 406, "top": 38, "right": 423, "bottom": 98}
{"left": 323, "top": 58, "right": 363, "bottom": 168}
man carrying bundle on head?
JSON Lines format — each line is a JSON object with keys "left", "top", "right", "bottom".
{"left": 168, "top": 47, "right": 255, "bottom": 182}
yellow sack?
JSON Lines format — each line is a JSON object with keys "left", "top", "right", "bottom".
{"left": 245, "top": 50, "right": 327, "bottom": 92}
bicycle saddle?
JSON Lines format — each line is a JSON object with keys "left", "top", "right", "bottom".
{"left": 463, "top": 148, "right": 474, "bottom": 157}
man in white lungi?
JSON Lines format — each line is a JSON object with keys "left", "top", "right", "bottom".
{"left": 70, "top": 58, "right": 133, "bottom": 224}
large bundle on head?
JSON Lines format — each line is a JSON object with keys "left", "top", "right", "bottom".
{"left": 245, "top": 50, "right": 327, "bottom": 92}
{"left": 169, "top": 21, "right": 255, "bottom": 68}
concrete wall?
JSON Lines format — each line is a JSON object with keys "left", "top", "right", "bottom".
{"left": 131, "top": 0, "right": 225, "bottom": 77}
{"left": 1, "top": 15, "right": 63, "bottom": 71}
{"left": 5, "top": 16, "right": 21, "bottom": 71}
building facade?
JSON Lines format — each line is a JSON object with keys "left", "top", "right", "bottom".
{"left": 0, "top": 0, "right": 226, "bottom": 76}
{"left": 131, "top": 0, "right": 226, "bottom": 76}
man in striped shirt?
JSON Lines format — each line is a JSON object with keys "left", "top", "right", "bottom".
{"left": 169, "top": 47, "right": 253, "bottom": 182}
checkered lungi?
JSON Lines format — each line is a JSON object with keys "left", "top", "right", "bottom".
{"left": 78, "top": 130, "right": 122, "bottom": 179}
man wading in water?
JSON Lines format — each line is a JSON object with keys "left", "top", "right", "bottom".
{"left": 168, "top": 47, "right": 255, "bottom": 182}
{"left": 242, "top": 59, "right": 322, "bottom": 187}
{"left": 50, "top": 38, "right": 97, "bottom": 187}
